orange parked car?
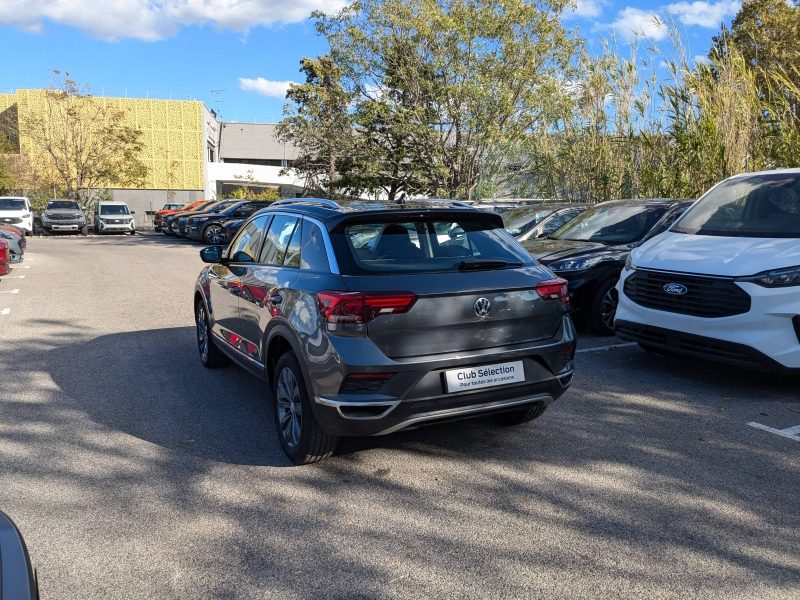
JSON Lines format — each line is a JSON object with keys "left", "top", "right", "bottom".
{"left": 154, "top": 200, "right": 208, "bottom": 233}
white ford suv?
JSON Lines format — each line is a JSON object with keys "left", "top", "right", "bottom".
{"left": 615, "top": 169, "right": 800, "bottom": 374}
{"left": 0, "top": 197, "right": 33, "bottom": 236}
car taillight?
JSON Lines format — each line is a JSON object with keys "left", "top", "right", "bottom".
{"left": 535, "top": 278, "right": 569, "bottom": 307}
{"left": 318, "top": 291, "right": 418, "bottom": 324}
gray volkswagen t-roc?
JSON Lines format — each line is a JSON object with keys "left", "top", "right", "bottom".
{"left": 195, "top": 199, "right": 576, "bottom": 464}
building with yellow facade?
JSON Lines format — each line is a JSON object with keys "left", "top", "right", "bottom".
{"left": 0, "top": 89, "right": 301, "bottom": 218}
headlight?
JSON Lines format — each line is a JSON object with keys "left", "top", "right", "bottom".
{"left": 549, "top": 256, "right": 604, "bottom": 271}
{"left": 99, "top": 218, "right": 107, "bottom": 223}
{"left": 737, "top": 265, "right": 800, "bottom": 287}
{"left": 0, "top": 232, "right": 11, "bottom": 239}
{"left": 126, "top": 218, "right": 133, "bottom": 223}
{"left": 625, "top": 254, "right": 636, "bottom": 272}
{"left": 193, "top": 217, "right": 209, "bottom": 223}
{"left": 22, "top": 213, "right": 30, "bottom": 218}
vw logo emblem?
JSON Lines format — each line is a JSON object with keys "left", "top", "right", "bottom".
{"left": 663, "top": 283, "right": 688, "bottom": 295}
{"left": 474, "top": 297, "right": 491, "bottom": 318}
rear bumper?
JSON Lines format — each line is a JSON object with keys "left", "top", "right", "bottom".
{"left": 310, "top": 316, "right": 576, "bottom": 436}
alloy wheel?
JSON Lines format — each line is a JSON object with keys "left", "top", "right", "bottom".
{"left": 204, "top": 225, "right": 224, "bottom": 244}
{"left": 276, "top": 367, "right": 302, "bottom": 449}
{"left": 601, "top": 287, "right": 618, "bottom": 329}
{"left": 196, "top": 304, "right": 209, "bottom": 361}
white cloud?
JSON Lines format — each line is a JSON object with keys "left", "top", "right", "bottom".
{"left": 665, "top": 1, "right": 740, "bottom": 28}
{"left": 609, "top": 7, "right": 668, "bottom": 40}
{"left": 0, "top": 0, "right": 348, "bottom": 41}
{"left": 238, "top": 78, "right": 296, "bottom": 98}
{"left": 568, "top": 0, "right": 605, "bottom": 19}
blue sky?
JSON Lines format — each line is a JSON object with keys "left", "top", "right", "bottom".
{"left": 0, "top": 1, "right": 741, "bottom": 120}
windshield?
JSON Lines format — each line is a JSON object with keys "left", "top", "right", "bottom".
{"left": 99, "top": 204, "right": 130, "bottom": 215}
{"left": 552, "top": 203, "right": 668, "bottom": 244}
{"left": 46, "top": 201, "right": 80, "bottom": 210}
{"left": 331, "top": 216, "right": 534, "bottom": 275}
{"left": 673, "top": 173, "right": 800, "bottom": 238}
{"left": 0, "top": 198, "right": 26, "bottom": 211}
{"left": 500, "top": 207, "right": 557, "bottom": 236}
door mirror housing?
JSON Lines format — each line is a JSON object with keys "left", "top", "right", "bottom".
{"left": 130, "top": 211, "right": 136, "bottom": 215}
{"left": 200, "top": 245, "right": 224, "bottom": 264}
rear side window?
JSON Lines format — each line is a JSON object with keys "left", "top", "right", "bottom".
{"left": 300, "top": 220, "right": 330, "bottom": 272}
{"left": 229, "top": 215, "right": 270, "bottom": 262}
{"left": 259, "top": 215, "right": 300, "bottom": 265}
{"left": 330, "top": 216, "right": 534, "bottom": 275}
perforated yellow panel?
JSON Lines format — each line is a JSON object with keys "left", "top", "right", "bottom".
{"left": 8, "top": 90, "right": 204, "bottom": 191}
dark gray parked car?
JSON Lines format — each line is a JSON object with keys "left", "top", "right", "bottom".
{"left": 194, "top": 199, "right": 576, "bottom": 464}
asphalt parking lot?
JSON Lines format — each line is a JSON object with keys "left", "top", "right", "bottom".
{"left": 0, "top": 233, "right": 798, "bottom": 599}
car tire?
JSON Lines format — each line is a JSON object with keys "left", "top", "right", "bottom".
{"left": 273, "top": 351, "right": 338, "bottom": 465}
{"left": 25, "top": 230, "right": 32, "bottom": 237}
{"left": 81, "top": 226, "right": 88, "bottom": 236}
{"left": 195, "top": 300, "right": 229, "bottom": 369}
{"left": 202, "top": 224, "right": 224, "bottom": 245}
{"left": 494, "top": 404, "right": 547, "bottom": 425}
{"left": 42, "top": 228, "right": 50, "bottom": 236}
{"left": 587, "top": 276, "right": 619, "bottom": 336}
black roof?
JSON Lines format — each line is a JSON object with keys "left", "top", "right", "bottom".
{"left": 254, "top": 198, "right": 493, "bottom": 228}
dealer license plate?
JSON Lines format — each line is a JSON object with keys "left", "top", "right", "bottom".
{"left": 444, "top": 360, "right": 525, "bottom": 393}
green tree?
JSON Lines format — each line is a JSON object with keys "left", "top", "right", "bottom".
{"left": 274, "top": 57, "right": 356, "bottom": 199}
{"left": 21, "top": 70, "right": 148, "bottom": 207}
{"left": 287, "top": 0, "right": 577, "bottom": 200}
{"left": 711, "top": 0, "right": 800, "bottom": 110}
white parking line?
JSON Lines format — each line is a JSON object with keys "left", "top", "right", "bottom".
{"left": 4, "top": 275, "right": 25, "bottom": 279}
{"left": 576, "top": 342, "right": 637, "bottom": 354}
{"left": 0, "top": 308, "right": 9, "bottom": 315}
{"left": 0, "top": 289, "right": 19, "bottom": 294}
{"left": 747, "top": 422, "right": 800, "bottom": 442}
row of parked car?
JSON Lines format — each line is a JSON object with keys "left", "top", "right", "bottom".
{"left": 188, "top": 169, "right": 800, "bottom": 464}
{"left": 153, "top": 199, "right": 273, "bottom": 244}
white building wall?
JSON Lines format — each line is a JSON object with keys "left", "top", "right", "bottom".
{"left": 205, "top": 162, "right": 305, "bottom": 198}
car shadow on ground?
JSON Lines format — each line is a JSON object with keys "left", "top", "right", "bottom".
{"left": 2, "top": 323, "right": 799, "bottom": 597}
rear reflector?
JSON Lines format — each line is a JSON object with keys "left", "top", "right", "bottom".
{"left": 318, "top": 290, "right": 417, "bottom": 324}
{"left": 339, "top": 373, "right": 395, "bottom": 394}
{"left": 535, "top": 278, "right": 569, "bottom": 307}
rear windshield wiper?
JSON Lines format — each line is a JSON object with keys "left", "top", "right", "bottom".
{"left": 459, "top": 259, "right": 522, "bottom": 271}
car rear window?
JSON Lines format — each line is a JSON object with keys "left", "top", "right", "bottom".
{"left": 330, "top": 216, "right": 534, "bottom": 275}
{"left": 673, "top": 173, "right": 800, "bottom": 238}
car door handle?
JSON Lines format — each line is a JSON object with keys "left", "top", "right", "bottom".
{"left": 270, "top": 295, "right": 283, "bottom": 305}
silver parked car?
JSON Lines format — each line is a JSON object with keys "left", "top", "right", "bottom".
{"left": 194, "top": 199, "right": 576, "bottom": 464}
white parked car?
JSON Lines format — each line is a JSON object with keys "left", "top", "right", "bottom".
{"left": 0, "top": 196, "right": 33, "bottom": 236}
{"left": 95, "top": 201, "right": 136, "bottom": 235}
{"left": 616, "top": 169, "right": 800, "bottom": 374}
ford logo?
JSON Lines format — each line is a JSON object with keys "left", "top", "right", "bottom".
{"left": 474, "top": 297, "right": 491, "bottom": 318}
{"left": 663, "top": 283, "right": 688, "bottom": 295}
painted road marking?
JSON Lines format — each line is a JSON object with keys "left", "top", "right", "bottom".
{"left": 576, "top": 342, "right": 637, "bottom": 354}
{"left": 747, "top": 422, "right": 800, "bottom": 442}
{"left": 0, "top": 308, "right": 9, "bottom": 315}
{"left": 4, "top": 275, "right": 25, "bottom": 279}
{"left": 0, "top": 289, "right": 19, "bottom": 294}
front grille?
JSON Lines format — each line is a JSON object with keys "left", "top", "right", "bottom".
{"left": 106, "top": 219, "right": 125, "bottom": 224}
{"left": 624, "top": 269, "right": 751, "bottom": 318}
{"left": 49, "top": 214, "right": 81, "bottom": 220}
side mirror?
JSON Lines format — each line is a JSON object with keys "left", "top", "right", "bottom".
{"left": 0, "top": 510, "right": 39, "bottom": 600}
{"left": 81, "top": 206, "right": 88, "bottom": 210}
{"left": 130, "top": 211, "right": 136, "bottom": 215}
{"left": 537, "top": 229, "right": 549, "bottom": 238}
{"left": 200, "top": 246, "right": 223, "bottom": 264}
